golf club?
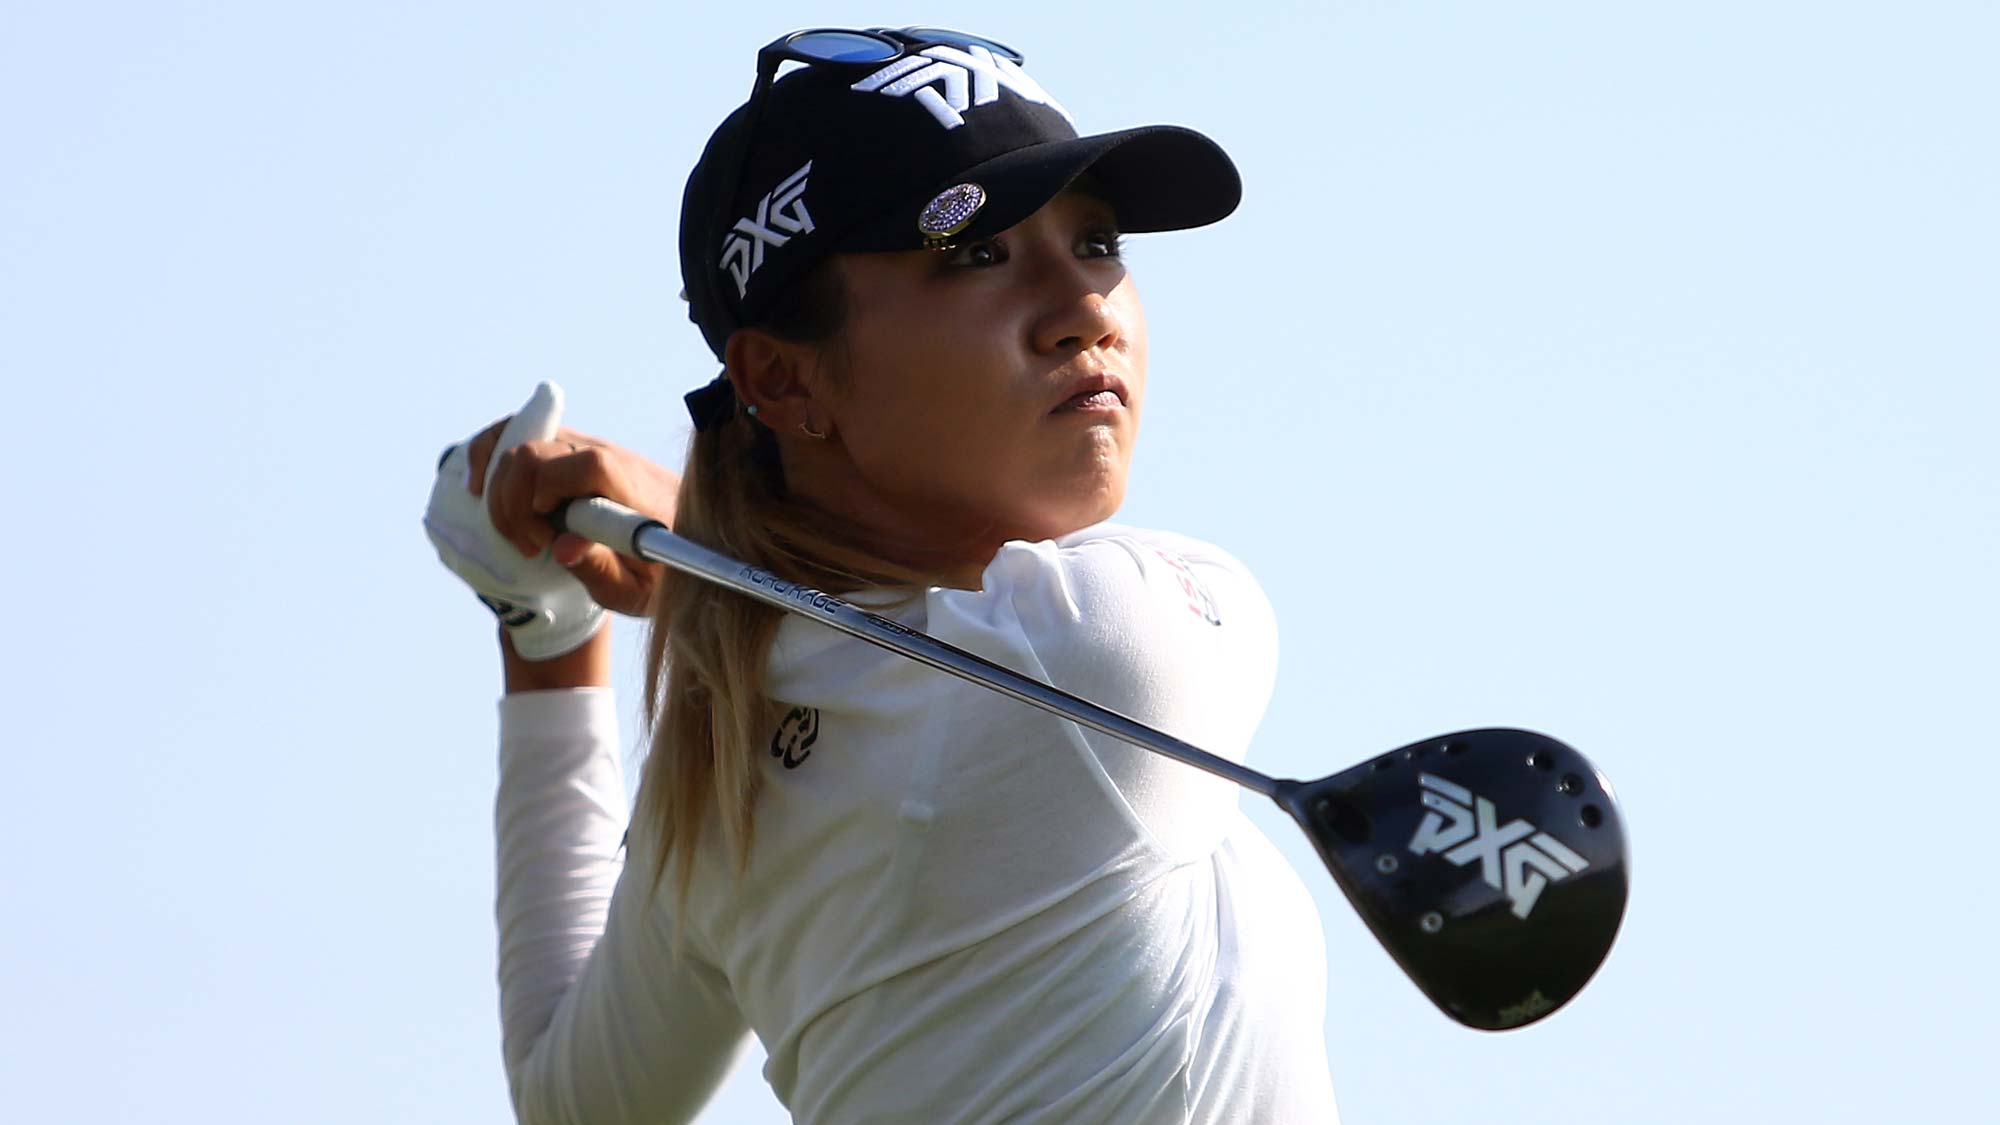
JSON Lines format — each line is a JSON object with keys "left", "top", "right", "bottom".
{"left": 550, "top": 496, "right": 1629, "bottom": 1030}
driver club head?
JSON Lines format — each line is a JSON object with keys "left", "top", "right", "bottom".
{"left": 1275, "top": 728, "right": 1628, "bottom": 1030}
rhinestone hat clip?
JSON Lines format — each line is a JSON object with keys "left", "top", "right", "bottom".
{"left": 918, "top": 183, "right": 987, "bottom": 249}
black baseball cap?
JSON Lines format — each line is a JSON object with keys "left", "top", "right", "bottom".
{"left": 679, "top": 31, "right": 1241, "bottom": 423}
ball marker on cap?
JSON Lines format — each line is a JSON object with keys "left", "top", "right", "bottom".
{"left": 918, "top": 183, "right": 988, "bottom": 249}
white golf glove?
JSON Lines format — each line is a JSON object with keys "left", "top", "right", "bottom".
{"left": 423, "top": 381, "right": 607, "bottom": 661}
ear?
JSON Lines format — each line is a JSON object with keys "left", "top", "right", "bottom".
{"left": 724, "top": 328, "right": 824, "bottom": 435}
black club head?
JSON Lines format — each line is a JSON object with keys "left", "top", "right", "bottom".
{"left": 1275, "top": 728, "right": 1628, "bottom": 1030}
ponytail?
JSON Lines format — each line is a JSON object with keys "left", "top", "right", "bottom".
{"left": 636, "top": 264, "right": 937, "bottom": 901}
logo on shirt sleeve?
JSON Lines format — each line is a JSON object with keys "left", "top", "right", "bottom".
{"left": 1152, "top": 548, "right": 1222, "bottom": 626}
{"left": 771, "top": 705, "right": 821, "bottom": 769}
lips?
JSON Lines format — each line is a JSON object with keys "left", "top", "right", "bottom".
{"left": 1049, "top": 372, "right": 1129, "bottom": 415}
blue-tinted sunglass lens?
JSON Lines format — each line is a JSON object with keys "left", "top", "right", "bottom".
{"left": 897, "top": 27, "right": 1023, "bottom": 62}
{"left": 787, "top": 31, "right": 899, "bottom": 63}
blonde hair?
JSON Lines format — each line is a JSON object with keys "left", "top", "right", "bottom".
{"left": 635, "top": 267, "right": 938, "bottom": 900}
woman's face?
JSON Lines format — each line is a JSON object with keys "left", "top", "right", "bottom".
{"left": 808, "top": 188, "right": 1147, "bottom": 568}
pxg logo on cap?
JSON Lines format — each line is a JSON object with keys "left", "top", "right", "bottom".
{"left": 720, "top": 161, "right": 815, "bottom": 299}
{"left": 849, "top": 44, "right": 1072, "bottom": 131}
{"left": 716, "top": 45, "right": 1071, "bottom": 299}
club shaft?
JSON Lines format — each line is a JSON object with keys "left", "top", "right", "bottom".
{"left": 557, "top": 497, "right": 1281, "bottom": 797}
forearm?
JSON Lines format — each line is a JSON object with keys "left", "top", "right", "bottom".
{"left": 494, "top": 686, "right": 629, "bottom": 1116}
{"left": 494, "top": 654, "right": 748, "bottom": 1125}
{"left": 502, "top": 621, "right": 613, "bottom": 694}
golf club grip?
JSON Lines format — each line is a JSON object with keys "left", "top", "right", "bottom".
{"left": 547, "top": 495, "right": 1277, "bottom": 796}
{"left": 547, "top": 496, "right": 661, "bottom": 559}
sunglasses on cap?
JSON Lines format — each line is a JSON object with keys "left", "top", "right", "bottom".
{"left": 755, "top": 26, "right": 1023, "bottom": 71}
{"left": 709, "top": 26, "right": 1025, "bottom": 291}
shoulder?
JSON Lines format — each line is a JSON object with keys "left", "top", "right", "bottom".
{"left": 925, "top": 523, "right": 1278, "bottom": 735}
{"left": 922, "top": 525, "right": 1281, "bottom": 859}
{"left": 967, "top": 522, "right": 1270, "bottom": 640}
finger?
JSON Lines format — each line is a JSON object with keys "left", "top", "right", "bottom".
{"left": 486, "top": 382, "right": 564, "bottom": 495}
{"left": 555, "top": 536, "right": 658, "bottom": 617}
{"left": 552, "top": 424, "right": 611, "bottom": 449}
{"left": 528, "top": 443, "right": 624, "bottom": 516}
{"left": 466, "top": 417, "right": 508, "bottom": 497}
{"left": 488, "top": 442, "right": 553, "bottom": 559}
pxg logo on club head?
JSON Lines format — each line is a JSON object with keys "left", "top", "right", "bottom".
{"left": 1408, "top": 772, "right": 1589, "bottom": 920}
{"left": 1278, "top": 728, "right": 1628, "bottom": 1030}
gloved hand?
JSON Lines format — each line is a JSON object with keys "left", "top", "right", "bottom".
{"left": 424, "top": 382, "right": 608, "bottom": 661}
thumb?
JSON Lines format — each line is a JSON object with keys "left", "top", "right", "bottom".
{"left": 554, "top": 533, "right": 650, "bottom": 616}
{"left": 551, "top": 532, "right": 595, "bottom": 567}
{"left": 486, "top": 380, "right": 565, "bottom": 493}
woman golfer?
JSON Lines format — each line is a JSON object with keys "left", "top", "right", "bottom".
{"left": 425, "top": 26, "right": 1338, "bottom": 1124}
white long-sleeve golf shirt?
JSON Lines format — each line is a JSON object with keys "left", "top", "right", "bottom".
{"left": 492, "top": 523, "right": 1338, "bottom": 1123}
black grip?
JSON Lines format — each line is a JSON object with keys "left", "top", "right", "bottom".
{"left": 546, "top": 499, "right": 572, "bottom": 535}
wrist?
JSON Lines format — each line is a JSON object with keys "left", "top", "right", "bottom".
{"left": 501, "top": 622, "right": 612, "bottom": 694}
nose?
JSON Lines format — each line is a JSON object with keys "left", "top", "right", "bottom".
{"left": 1031, "top": 265, "right": 1125, "bottom": 356}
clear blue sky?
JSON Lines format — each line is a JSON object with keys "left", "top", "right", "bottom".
{"left": 5, "top": 2, "right": 1995, "bottom": 1121}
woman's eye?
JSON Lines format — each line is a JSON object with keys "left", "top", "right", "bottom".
{"left": 946, "top": 240, "right": 1007, "bottom": 268}
{"left": 1080, "top": 231, "right": 1125, "bottom": 258}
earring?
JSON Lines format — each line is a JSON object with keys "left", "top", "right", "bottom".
{"left": 746, "top": 404, "right": 760, "bottom": 417}
{"left": 798, "top": 419, "right": 828, "bottom": 440}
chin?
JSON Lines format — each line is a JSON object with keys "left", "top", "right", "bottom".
{"left": 1029, "top": 476, "right": 1126, "bottom": 541}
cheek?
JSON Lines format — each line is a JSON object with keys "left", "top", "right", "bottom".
{"left": 1116, "top": 282, "right": 1149, "bottom": 416}
{"left": 1110, "top": 271, "right": 1147, "bottom": 342}
{"left": 834, "top": 329, "right": 1019, "bottom": 479}
{"left": 840, "top": 293, "right": 1026, "bottom": 428}
{"left": 847, "top": 381, "right": 1029, "bottom": 481}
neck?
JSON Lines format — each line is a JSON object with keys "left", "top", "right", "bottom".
{"left": 781, "top": 441, "right": 997, "bottom": 591}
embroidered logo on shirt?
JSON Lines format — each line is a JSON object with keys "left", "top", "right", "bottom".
{"left": 1152, "top": 548, "right": 1222, "bottom": 626}
{"left": 771, "top": 705, "right": 821, "bottom": 769}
